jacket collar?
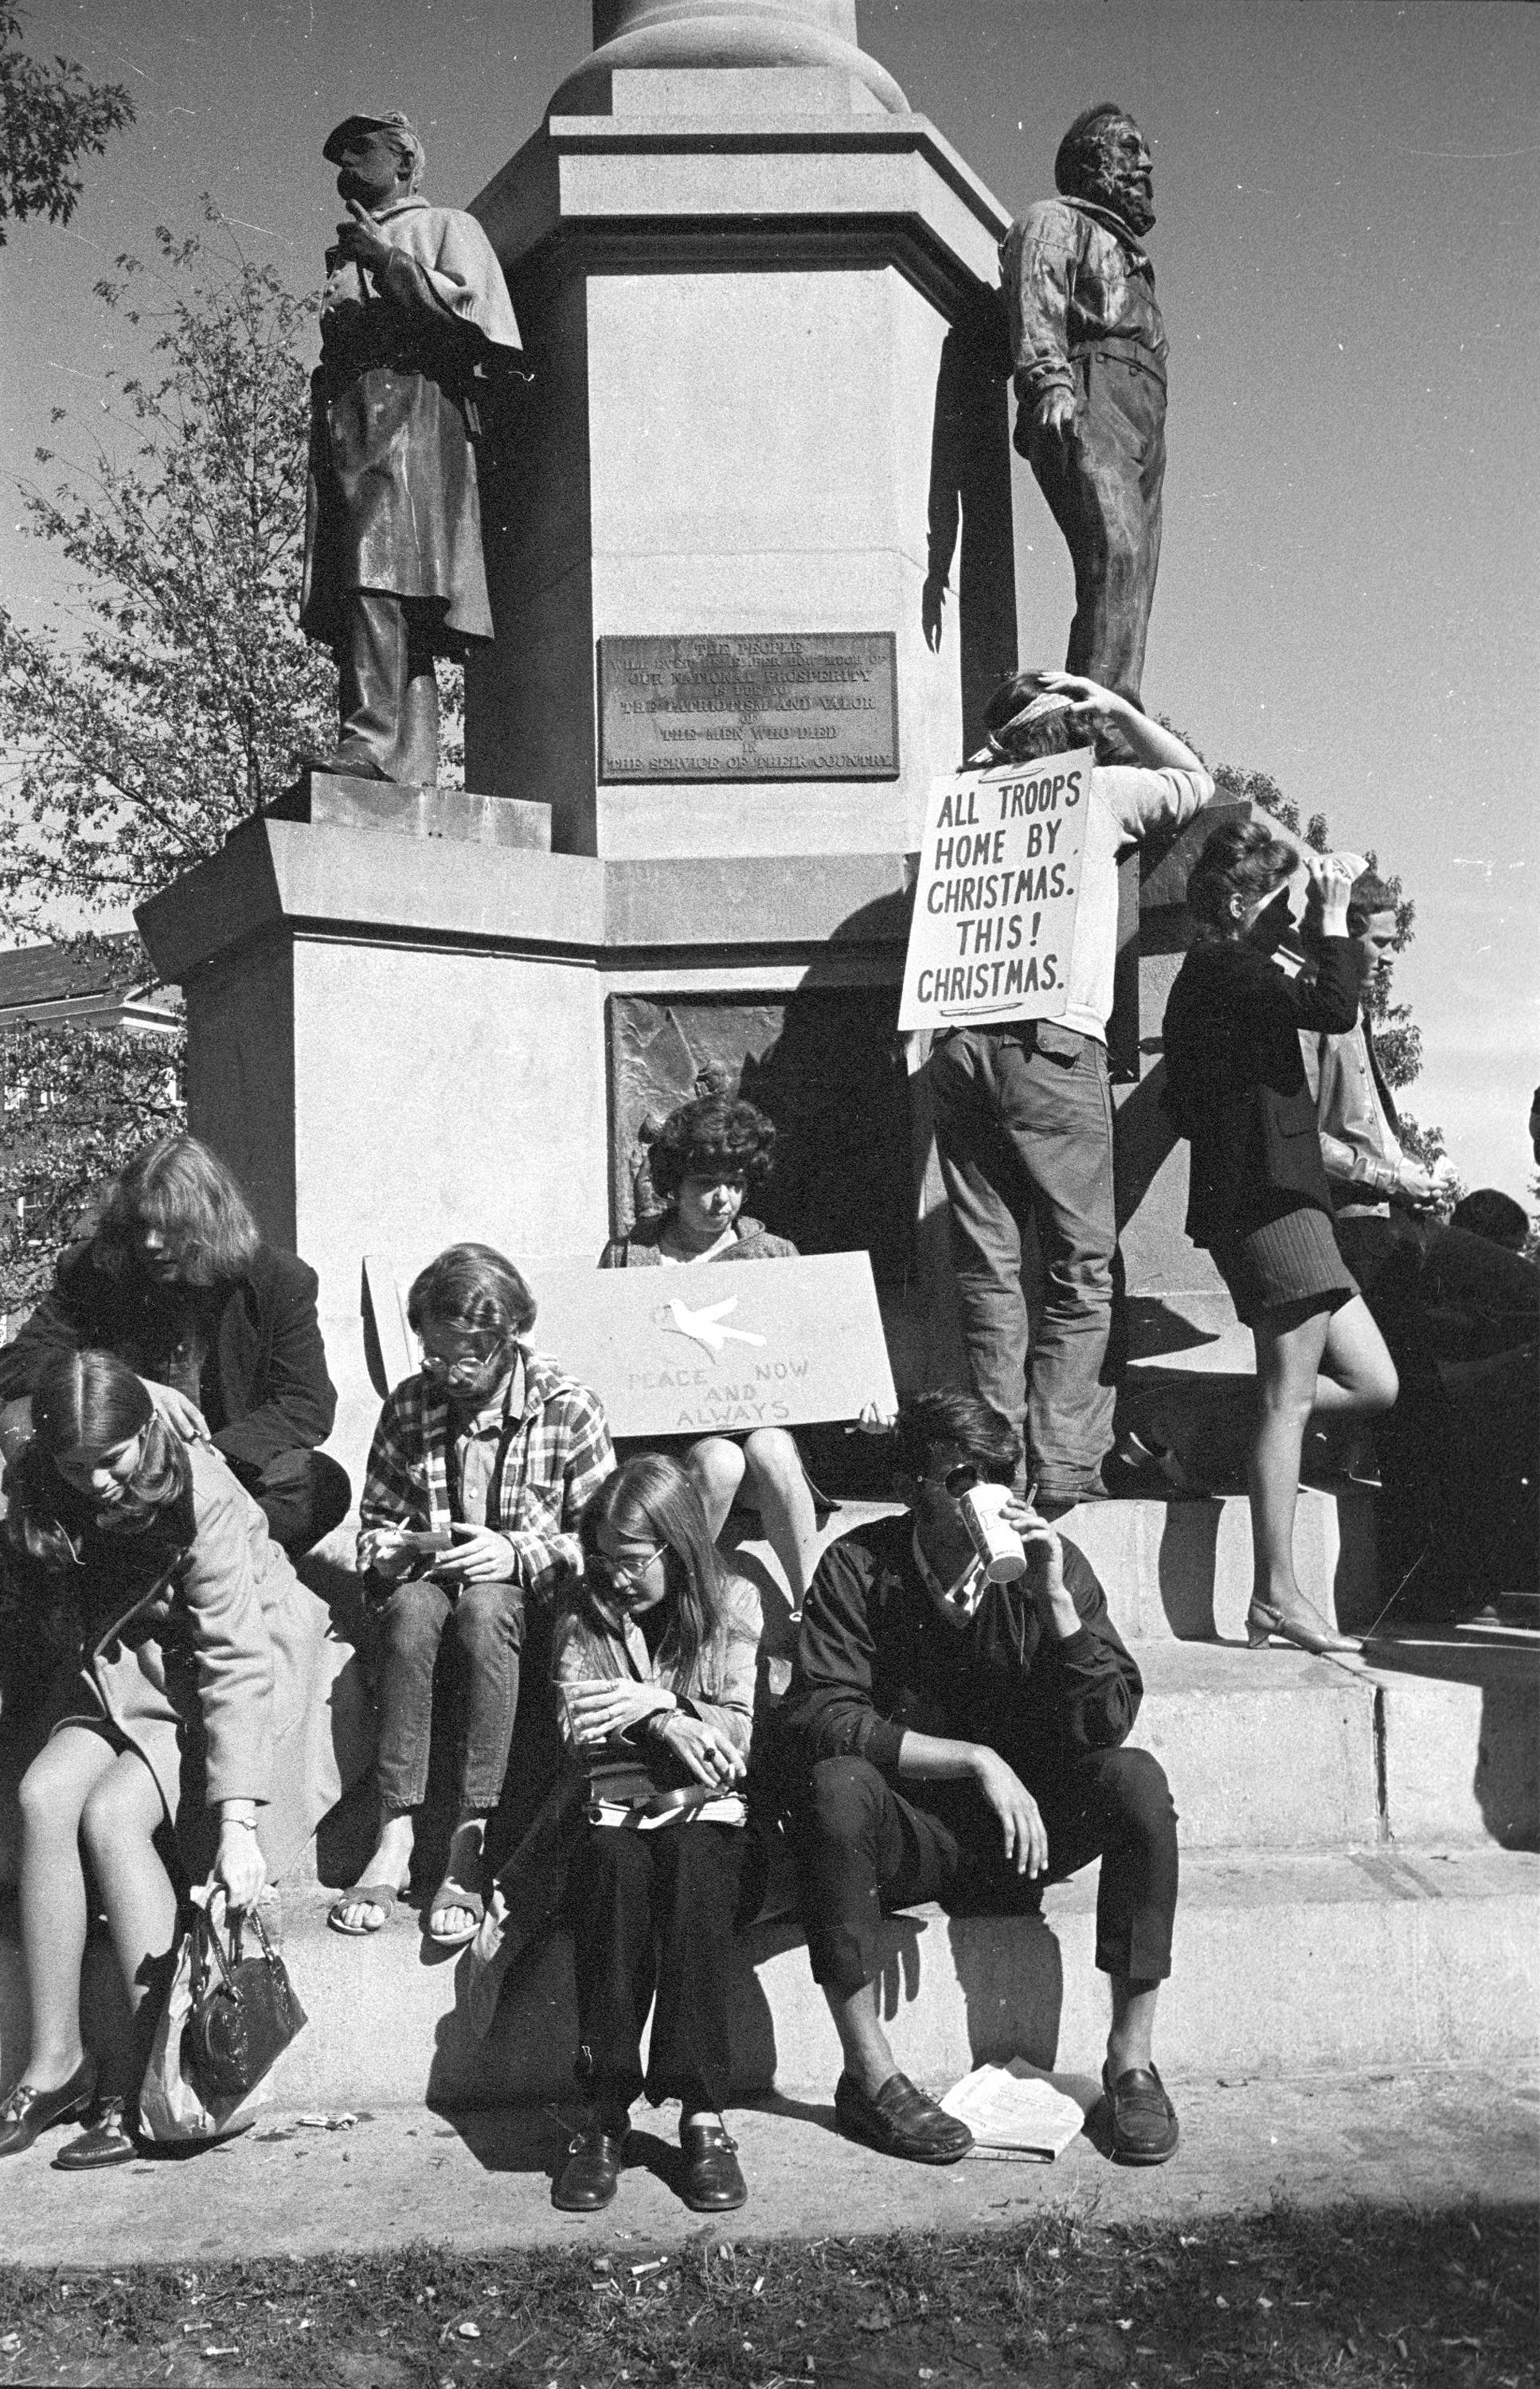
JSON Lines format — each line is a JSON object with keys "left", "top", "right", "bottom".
{"left": 1063, "top": 196, "right": 1151, "bottom": 264}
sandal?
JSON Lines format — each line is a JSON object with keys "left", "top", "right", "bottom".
{"left": 427, "top": 1879, "right": 485, "bottom": 1948}
{"left": 327, "top": 1882, "right": 404, "bottom": 1937}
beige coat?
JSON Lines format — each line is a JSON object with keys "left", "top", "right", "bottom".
{"left": 53, "top": 1443, "right": 346, "bottom": 1877}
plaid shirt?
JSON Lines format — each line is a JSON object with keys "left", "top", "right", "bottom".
{"left": 358, "top": 1346, "right": 615, "bottom": 1603}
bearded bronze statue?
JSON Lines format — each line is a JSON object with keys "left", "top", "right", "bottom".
{"left": 1002, "top": 104, "right": 1167, "bottom": 707}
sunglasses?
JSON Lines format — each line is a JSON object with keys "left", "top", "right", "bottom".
{"left": 928, "top": 1462, "right": 981, "bottom": 1499}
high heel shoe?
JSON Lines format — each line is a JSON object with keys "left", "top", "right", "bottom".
{"left": 1246, "top": 1598, "right": 1362, "bottom": 1656}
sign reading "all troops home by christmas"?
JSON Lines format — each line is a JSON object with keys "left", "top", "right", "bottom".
{"left": 898, "top": 751, "right": 1092, "bottom": 1031}
{"left": 597, "top": 632, "right": 899, "bottom": 781}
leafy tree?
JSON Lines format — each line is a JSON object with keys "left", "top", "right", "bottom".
{"left": 0, "top": 6, "right": 134, "bottom": 242}
{"left": 0, "top": 212, "right": 338, "bottom": 933}
{"left": 0, "top": 1007, "right": 183, "bottom": 1311}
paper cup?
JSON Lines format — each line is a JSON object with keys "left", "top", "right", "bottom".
{"left": 960, "top": 1482, "right": 1027, "bottom": 1584}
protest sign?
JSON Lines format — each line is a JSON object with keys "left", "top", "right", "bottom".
{"left": 897, "top": 750, "right": 1092, "bottom": 1031}
{"left": 522, "top": 1251, "right": 897, "bottom": 1440}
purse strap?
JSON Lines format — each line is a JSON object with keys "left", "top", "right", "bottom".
{"left": 192, "top": 1898, "right": 277, "bottom": 1995}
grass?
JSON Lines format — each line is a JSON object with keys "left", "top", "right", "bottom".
{"left": 0, "top": 2201, "right": 1533, "bottom": 2387}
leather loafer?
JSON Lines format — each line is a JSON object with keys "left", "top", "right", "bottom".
{"left": 0, "top": 2058, "right": 97, "bottom": 2159}
{"left": 834, "top": 2070, "right": 973, "bottom": 2165}
{"left": 679, "top": 2121, "right": 747, "bottom": 2212}
{"left": 1102, "top": 2061, "right": 1178, "bottom": 2165}
{"left": 54, "top": 2098, "right": 139, "bottom": 2171}
{"left": 552, "top": 2121, "right": 626, "bottom": 2211}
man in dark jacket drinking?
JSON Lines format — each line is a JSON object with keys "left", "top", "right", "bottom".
{"left": 779, "top": 1392, "right": 1179, "bottom": 2167}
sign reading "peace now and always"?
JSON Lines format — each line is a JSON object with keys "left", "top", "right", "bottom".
{"left": 523, "top": 1252, "right": 897, "bottom": 1441}
{"left": 897, "top": 751, "right": 1092, "bottom": 1031}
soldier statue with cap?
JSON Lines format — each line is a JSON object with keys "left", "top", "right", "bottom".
{"left": 1002, "top": 105, "right": 1167, "bottom": 709}
{"left": 299, "top": 111, "right": 523, "bottom": 787}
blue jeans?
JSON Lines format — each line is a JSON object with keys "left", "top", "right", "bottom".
{"left": 371, "top": 1577, "right": 524, "bottom": 1815}
{"left": 928, "top": 1022, "right": 1116, "bottom": 1489}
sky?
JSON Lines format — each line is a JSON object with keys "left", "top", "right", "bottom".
{"left": 1, "top": 0, "right": 1535, "bottom": 1200}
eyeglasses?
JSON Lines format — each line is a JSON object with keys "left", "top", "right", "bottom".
{"left": 592, "top": 1543, "right": 666, "bottom": 1593}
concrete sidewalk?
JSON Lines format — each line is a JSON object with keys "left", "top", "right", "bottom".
{"left": 2, "top": 2064, "right": 1534, "bottom": 2267}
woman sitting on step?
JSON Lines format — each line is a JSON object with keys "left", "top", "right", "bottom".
{"left": 478, "top": 1453, "right": 762, "bottom": 2217}
{"left": 333, "top": 1244, "right": 615, "bottom": 1946}
{"left": 1161, "top": 821, "right": 1398, "bottom": 1656}
{"left": 0, "top": 1350, "right": 341, "bottom": 2168}
{"left": 600, "top": 1091, "right": 828, "bottom": 1612}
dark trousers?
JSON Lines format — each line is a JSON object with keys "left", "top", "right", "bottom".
{"left": 230, "top": 1447, "right": 352, "bottom": 1558}
{"left": 1025, "top": 351, "right": 1165, "bottom": 707}
{"left": 569, "top": 1820, "right": 749, "bottom": 2112}
{"left": 791, "top": 1748, "right": 1178, "bottom": 1997}
{"left": 372, "top": 1577, "right": 524, "bottom": 1814}
{"left": 928, "top": 1022, "right": 1117, "bottom": 1491}
{"left": 1336, "top": 1214, "right": 1539, "bottom": 1604}
{"left": 334, "top": 590, "right": 440, "bottom": 786}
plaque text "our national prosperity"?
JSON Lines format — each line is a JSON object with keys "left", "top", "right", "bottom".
{"left": 596, "top": 632, "right": 899, "bottom": 782}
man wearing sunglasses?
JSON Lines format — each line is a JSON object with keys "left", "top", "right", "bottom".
{"left": 779, "top": 1390, "right": 1179, "bottom": 2167}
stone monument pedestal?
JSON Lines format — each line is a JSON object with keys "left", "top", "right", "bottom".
{"left": 466, "top": 11, "right": 1015, "bottom": 858}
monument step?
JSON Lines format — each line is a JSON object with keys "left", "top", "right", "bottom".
{"left": 6, "top": 1846, "right": 1530, "bottom": 2116}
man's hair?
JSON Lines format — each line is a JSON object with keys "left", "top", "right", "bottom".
{"left": 94, "top": 1133, "right": 261, "bottom": 1288}
{"left": 407, "top": 1242, "right": 536, "bottom": 1347}
{"left": 891, "top": 1391, "right": 1021, "bottom": 1487}
{"left": 647, "top": 1093, "right": 777, "bottom": 1207}
{"left": 1450, "top": 1188, "right": 1529, "bottom": 1253}
{"left": 1055, "top": 102, "right": 1132, "bottom": 200}
{"left": 1346, "top": 869, "right": 1397, "bottom": 938}
{"left": 1184, "top": 819, "right": 1297, "bottom": 938}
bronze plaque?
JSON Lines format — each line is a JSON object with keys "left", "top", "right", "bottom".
{"left": 597, "top": 632, "right": 899, "bottom": 782}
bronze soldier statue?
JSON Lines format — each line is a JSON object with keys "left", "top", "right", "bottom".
{"left": 1002, "top": 105, "right": 1167, "bottom": 707}
{"left": 300, "top": 111, "right": 523, "bottom": 786}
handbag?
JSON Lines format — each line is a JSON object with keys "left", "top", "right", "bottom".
{"left": 186, "top": 1901, "right": 308, "bottom": 2102}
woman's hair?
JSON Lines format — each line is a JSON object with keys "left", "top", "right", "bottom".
{"left": 94, "top": 1134, "right": 261, "bottom": 1288}
{"left": 577, "top": 1455, "right": 727, "bottom": 1684}
{"left": 407, "top": 1242, "right": 537, "bottom": 1349}
{"left": 1184, "top": 819, "right": 1298, "bottom": 938}
{"left": 6, "top": 1349, "right": 191, "bottom": 1568}
{"left": 890, "top": 1390, "right": 1022, "bottom": 1488}
{"left": 647, "top": 1093, "right": 777, "bottom": 1210}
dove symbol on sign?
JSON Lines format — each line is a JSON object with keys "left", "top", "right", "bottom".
{"left": 663, "top": 1296, "right": 767, "bottom": 1356}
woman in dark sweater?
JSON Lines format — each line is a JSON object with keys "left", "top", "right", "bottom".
{"left": 1163, "top": 823, "right": 1397, "bottom": 1655}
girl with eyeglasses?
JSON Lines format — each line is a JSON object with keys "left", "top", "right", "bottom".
{"left": 336, "top": 1244, "right": 614, "bottom": 1947}
{"left": 487, "top": 1455, "right": 761, "bottom": 2216}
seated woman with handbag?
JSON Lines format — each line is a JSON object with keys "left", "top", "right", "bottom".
{"left": 600, "top": 1092, "right": 828, "bottom": 1610}
{"left": 0, "top": 1349, "right": 338, "bottom": 2168}
{"left": 483, "top": 1453, "right": 761, "bottom": 2215}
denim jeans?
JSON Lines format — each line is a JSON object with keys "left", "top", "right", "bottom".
{"left": 372, "top": 1577, "right": 524, "bottom": 1814}
{"left": 928, "top": 1022, "right": 1117, "bottom": 1488}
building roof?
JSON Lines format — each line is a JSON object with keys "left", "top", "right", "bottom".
{"left": 0, "top": 935, "right": 181, "bottom": 1032}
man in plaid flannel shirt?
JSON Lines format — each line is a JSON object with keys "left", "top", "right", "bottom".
{"left": 333, "top": 1245, "right": 614, "bottom": 1947}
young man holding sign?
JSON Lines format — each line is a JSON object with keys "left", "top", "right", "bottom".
{"left": 916, "top": 671, "right": 1211, "bottom": 1513}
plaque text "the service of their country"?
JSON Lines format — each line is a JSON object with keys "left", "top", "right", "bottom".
{"left": 596, "top": 632, "right": 899, "bottom": 782}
